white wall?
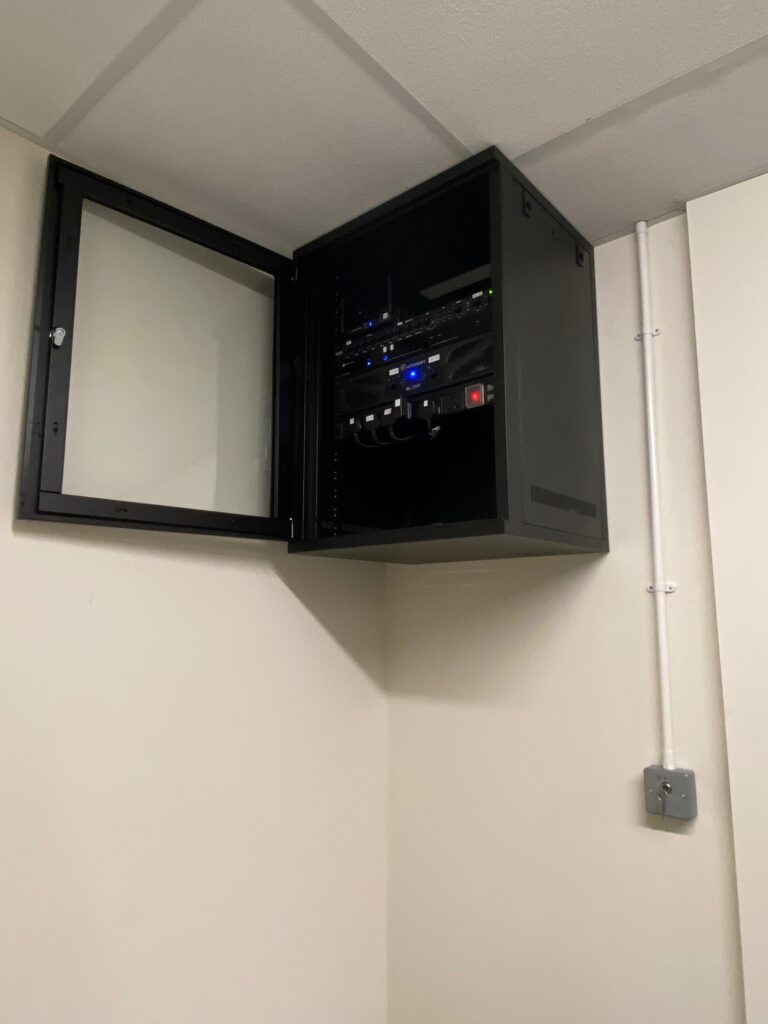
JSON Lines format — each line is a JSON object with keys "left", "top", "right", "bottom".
{"left": 385, "top": 216, "right": 744, "bottom": 1024}
{"left": 687, "top": 174, "right": 768, "bottom": 1024}
{"left": 0, "top": 127, "right": 388, "bottom": 1024}
{"left": 0, "top": 122, "right": 751, "bottom": 1024}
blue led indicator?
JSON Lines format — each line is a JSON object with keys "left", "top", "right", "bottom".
{"left": 366, "top": 359, "right": 373, "bottom": 367}
{"left": 383, "top": 354, "right": 389, "bottom": 361}
{"left": 407, "top": 368, "right": 419, "bottom": 380}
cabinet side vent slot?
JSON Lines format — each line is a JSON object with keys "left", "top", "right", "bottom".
{"left": 531, "top": 486, "right": 597, "bottom": 518}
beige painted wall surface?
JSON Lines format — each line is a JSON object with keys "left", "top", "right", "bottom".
{"left": 0, "top": 128, "right": 388, "bottom": 1024}
{"left": 688, "top": 174, "right": 768, "bottom": 1024}
{"left": 386, "top": 216, "right": 744, "bottom": 1024}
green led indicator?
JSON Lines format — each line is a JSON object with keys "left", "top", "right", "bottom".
{"left": 487, "top": 288, "right": 494, "bottom": 295}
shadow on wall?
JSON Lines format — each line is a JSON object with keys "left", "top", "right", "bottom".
{"left": 10, "top": 520, "right": 692, "bottom": 834}
{"left": 386, "top": 552, "right": 608, "bottom": 704}
{"left": 12, "top": 518, "right": 389, "bottom": 690}
{"left": 385, "top": 552, "right": 699, "bottom": 836}
{"left": 274, "top": 549, "right": 388, "bottom": 686}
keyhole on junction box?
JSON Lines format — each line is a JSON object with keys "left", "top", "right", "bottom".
{"left": 659, "top": 781, "right": 673, "bottom": 811}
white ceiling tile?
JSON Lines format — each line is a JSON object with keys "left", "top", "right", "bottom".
{"left": 58, "top": 0, "right": 459, "bottom": 252}
{"left": 516, "top": 43, "right": 768, "bottom": 241}
{"left": 314, "top": 0, "right": 768, "bottom": 154}
{"left": 0, "top": 0, "right": 169, "bottom": 135}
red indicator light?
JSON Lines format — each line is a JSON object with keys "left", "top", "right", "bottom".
{"left": 465, "top": 384, "right": 485, "bottom": 408}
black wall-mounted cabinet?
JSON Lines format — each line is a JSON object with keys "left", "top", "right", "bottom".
{"left": 19, "top": 148, "right": 607, "bottom": 563}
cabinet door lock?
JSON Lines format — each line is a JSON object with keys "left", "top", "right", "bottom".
{"left": 49, "top": 327, "right": 67, "bottom": 348}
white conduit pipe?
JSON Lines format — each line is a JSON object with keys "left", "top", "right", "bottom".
{"left": 635, "top": 221, "right": 676, "bottom": 771}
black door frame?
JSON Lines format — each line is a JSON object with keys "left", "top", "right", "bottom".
{"left": 19, "top": 158, "right": 296, "bottom": 540}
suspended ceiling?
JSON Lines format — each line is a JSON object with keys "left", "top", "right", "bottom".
{"left": 2, "top": 0, "right": 767, "bottom": 252}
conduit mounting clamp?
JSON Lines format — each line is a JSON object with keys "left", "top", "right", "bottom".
{"left": 647, "top": 582, "right": 677, "bottom": 594}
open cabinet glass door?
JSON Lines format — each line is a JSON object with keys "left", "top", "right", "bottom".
{"left": 20, "top": 160, "right": 296, "bottom": 539}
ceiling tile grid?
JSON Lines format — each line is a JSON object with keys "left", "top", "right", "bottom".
{"left": 312, "top": 0, "right": 768, "bottom": 154}
{"left": 517, "top": 38, "right": 768, "bottom": 239}
{"left": 2, "top": 0, "right": 768, "bottom": 245}
{"left": 57, "top": 0, "right": 459, "bottom": 251}
{"left": 0, "top": 0, "right": 168, "bottom": 135}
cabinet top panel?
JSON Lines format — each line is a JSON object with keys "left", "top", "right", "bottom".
{"left": 294, "top": 146, "right": 591, "bottom": 260}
